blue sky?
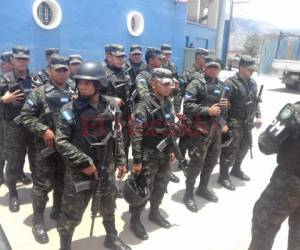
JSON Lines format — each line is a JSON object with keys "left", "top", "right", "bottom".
{"left": 233, "top": 0, "right": 299, "bottom": 29}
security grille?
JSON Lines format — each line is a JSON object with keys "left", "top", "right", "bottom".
{"left": 37, "top": 2, "right": 52, "bottom": 25}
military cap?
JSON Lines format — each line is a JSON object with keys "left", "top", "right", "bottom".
{"left": 161, "top": 44, "right": 172, "bottom": 54}
{"left": 12, "top": 46, "right": 30, "bottom": 59}
{"left": 145, "top": 47, "right": 164, "bottom": 60}
{"left": 239, "top": 55, "right": 257, "bottom": 70}
{"left": 0, "top": 51, "right": 13, "bottom": 63}
{"left": 129, "top": 45, "right": 143, "bottom": 55}
{"left": 205, "top": 57, "right": 221, "bottom": 68}
{"left": 151, "top": 68, "right": 173, "bottom": 85}
{"left": 69, "top": 54, "right": 82, "bottom": 64}
{"left": 195, "top": 48, "right": 209, "bottom": 57}
{"left": 45, "top": 48, "right": 59, "bottom": 57}
{"left": 50, "top": 54, "right": 69, "bottom": 70}
{"left": 109, "top": 44, "right": 126, "bottom": 57}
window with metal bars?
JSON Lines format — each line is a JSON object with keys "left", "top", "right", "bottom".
{"left": 37, "top": 2, "right": 52, "bottom": 25}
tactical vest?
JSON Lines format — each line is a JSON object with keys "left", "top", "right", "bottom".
{"left": 107, "top": 67, "right": 133, "bottom": 119}
{"left": 141, "top": 96, "right": 175, "bottom": 150}
{"left": 71, "top": 97, "right": 118, "bottom": 165}
{"left": 229, "top": 75, "right": 258, "bottom": 121}
{"left": 41, "top": 82, "right": 74, "bottom": 129}
{"left": 126, "top": 60, "right": 146, "bottom": 82}
{"left": 2, "top": 71, "right": 33, "bottom": 121}
{"left": 193, "top": 78, "right": 222, "bottom": 122}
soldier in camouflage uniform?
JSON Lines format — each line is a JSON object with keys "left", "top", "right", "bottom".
{"left": 19, "top": 55, "right": 75, "bottom": 244}
{"left": 125, "top": 45, "right": 146, "bottom": 83}
{"left": 218, "top": 56, "right": 262, "bottom": 191}
{"left": 0, "top": 51, "right": 13, "bottom": 186}
{"left": 135, "top": 47, "right": 164, "bottom": 99}
{"left": 179, "top": 48, "right": 209, "bottom": 168}
{"left": 106, "top": 44, "right": 134, "bottom": 168}
{"left": 129, "top": 68, "right": 176, "bottom": 240}
{"left": 55, "top": 62, "right": 130, "bottom": 250}
{"left": 68, "top": 54, "right": 82, "bottom": 80}
{"left": 182, "top": 58, "right": 229, "bottom": 212}
{"left": 0, "top": 46, "right": 35, "bottom": 212}
{"left": 32, "top": 48, "right": 59, "bottom": 86}
{"left": 249, "top": 102, "right": 300, "bottom": 250}
{"left": 68, "top": 54, "right": 82, "bottom": 91}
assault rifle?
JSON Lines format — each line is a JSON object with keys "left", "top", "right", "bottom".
{"left": 74, "top": 131, "right": 113, "bottom": 237}
{"left": 144, "top": 96, "right": 186, "bottom": 175}
{"left": 246, "top": 85, "right": 264, "bottom": 159}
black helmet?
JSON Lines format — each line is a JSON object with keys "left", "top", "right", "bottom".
{"left": 123, "top": 175, "right": 150, "bottom": 207}
{"left": 221, "top": 132, "right": 232, "bottom": 148}
{"left": 74, "top": 61, "right": 108, "bottom": 88}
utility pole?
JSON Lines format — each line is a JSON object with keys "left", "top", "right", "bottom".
{"left": 221, "top": 0, "right": 250, "bottom": 65}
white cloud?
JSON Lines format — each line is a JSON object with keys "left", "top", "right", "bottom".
{"left": 233, "top": 0, "right": 300, "bottom": 29}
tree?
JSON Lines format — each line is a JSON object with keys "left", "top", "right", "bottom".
{"left": 243, "top": 33, "right": 262, "bottom": 57}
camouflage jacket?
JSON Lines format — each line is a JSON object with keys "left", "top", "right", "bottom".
{"left": 131, "top": 93, "right": 176, "bottom": 164}
{"left": 182, "top": 64, "right": 204, "bottom": 85}
{"left": 183, "top": 74, "right": 227, "bottom": 135}
{"left": 125, "top": 60, "right": 147, "bottom": 82}
{"left": 55, "top": 95, "right": 126, "bottom": 170}
{"left": 135, "top": 66, "right": 153, "bottom": 99}
{"left": 19, "top": 81, "right": 75, "bottom": 138}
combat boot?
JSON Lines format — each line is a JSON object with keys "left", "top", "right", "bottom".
{"left": 103, "top": 220, "right": 131, "bottom": 250}
{"left": 7, "top": 182, "right": 19, "bottom": 212}
{"left": 18, "top": 171, "right": 32, "bottom": 185}
{"left": 148, "top": 205, "right": 171, "bottom": 228}
{"left": 130, "top": 213, "right": 148, "bottom": 240}
{"left": 230, "top": 168, "right": 250, "bottom": 181}
{"left": 218, "top": 177, "right": 235, "bottom": 191}
{"left": 218, "top": 164, "right": 235, "bottom": 191}
{"left": 195, "top": 186, "right": 218, "bottom": 203}
{"left": 32, "top": 206, "right": 49, "bottom": 244}
{"left": 59, "top": 232, "right": 73, "bottom": 250}
{"left": 168, "top": 172, "right": 180, "bottom": 183}
{"left": 182, "top": 184, "right": 198, "bottom": 212}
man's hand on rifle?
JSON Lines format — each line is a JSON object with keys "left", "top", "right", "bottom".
{"left": 2, "top": 90, "right": 24, "bottom": 104}
{"left": 43, "top": 129, "right": 55, "bottom": 148}
{"left": 208, "top": 103, "right": 221, "bottom": 116}
{"left": 81, "top": 165, "right": 97, "bottom": 176}
{"left": 117, "top": 164, "right": 127, "bottom": 179}
{"left": 255, "top": 118, "right": 262, "bottom": 129}
{"left": 132, "top": 163, "right": 142, "bottom": 175}
{"left": 219, "top": 98, "right": 229, "bottom": 109}
{"left": 222, "top": 124, "right": 229, "bottom": 133}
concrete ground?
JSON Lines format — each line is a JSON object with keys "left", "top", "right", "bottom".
{"left": 0, "top": 72, "right": 298, "bottom": 250}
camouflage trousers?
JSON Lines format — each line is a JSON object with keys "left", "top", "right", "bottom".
{"left": 186, "top": 132, "right": 221, "bottom": 188}
{"left": 129, "top": 147, "right": 171, "bottom": 214}
{"left": 0, "top": 119, "right": 5, "bottom": 176}
{"left": 219, "top": 124, "right": 251, "bottom": 176}
{"left": 57, "top": 163, "right": 117, "bottom": 234}
{"left": 249, "top": 167, "right": 300, "bottom": 250}
{"left": 4, "top": 121, "right": 35, "bottom": 184}
{"left": 31, "top": 139, "right": 66, "bottom": 221}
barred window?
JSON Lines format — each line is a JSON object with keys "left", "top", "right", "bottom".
{"left": 37, "top": 2, "right": 52, "bottom": 25}
{"left": 32, "top": 0, "right": 62, "bottom": 30}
